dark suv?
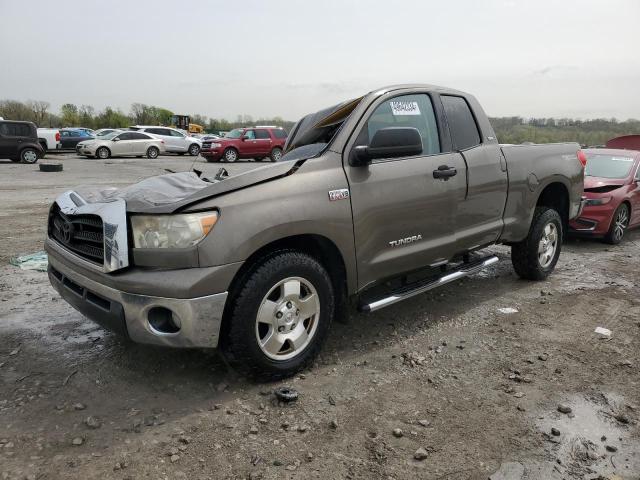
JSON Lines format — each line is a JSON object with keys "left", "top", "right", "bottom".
{"left": 200, "top": 126, "right": 288, "bottom": 162}
{"left": 0, "top": 120, "right": 43, "bottom": 163}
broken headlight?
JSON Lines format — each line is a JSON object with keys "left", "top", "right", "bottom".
{"left": 131, "top": 211, "right": 218, "bottom": 249}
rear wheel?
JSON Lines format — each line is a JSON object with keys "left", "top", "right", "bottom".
{"left": 223, "top": 148, "right": 238, "bottom": 163}
{"left": 511, "top": 207, "right": 562, "bottom": 280}
{"left": 146, "top": 146, "right": 159, "bottom": 159}
{"left": 20, "top": 148, "right": 39, "bottom": 164}
{"left": 96, "top": 147, "right": 110, "bottom": 159}
{"left": 221, "top": 251, "right": 334, "bottom": 380}
{"left": 604, "top": 203, "right": 630, "bottom": 245}
{"left": 270, "top": 147, "right": 283, "bottom": 162}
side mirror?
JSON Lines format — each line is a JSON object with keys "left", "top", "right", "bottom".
{"left": 112, "top": 138, "right": 120, "bottom": 142}
{"left": 350, "top": 127, "right": 423, "bottom": 166}
{"left": 241, "top": 135, "right": 250, "bottom": 141}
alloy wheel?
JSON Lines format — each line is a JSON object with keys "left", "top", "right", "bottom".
{"left": 537, "top": 223, "right": 558, "bottom": 268}
{"left": 255, "top": 277, "right": 320, "bottom": 361}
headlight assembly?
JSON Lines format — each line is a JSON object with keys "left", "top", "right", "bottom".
{"left": 131, "top": 211, "right": 218, "bottom": 249}
{"left": 211, "top": 142, "right": 222, "bottom": 148}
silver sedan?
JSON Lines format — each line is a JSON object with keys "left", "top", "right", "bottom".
{"left": 76, "top": 131, "right": 166, "bottom": 159}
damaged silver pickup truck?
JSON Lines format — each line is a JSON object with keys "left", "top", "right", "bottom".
{"left": 46, "top": 84, "right": 586, "bottom": 379}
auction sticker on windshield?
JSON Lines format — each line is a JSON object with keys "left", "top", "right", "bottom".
{"left": 390, "top": 101, "right": 421, "bottom": 116}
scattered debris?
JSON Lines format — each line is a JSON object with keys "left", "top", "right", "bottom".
{"left": 538, "top": 353, "right": 549, "bottom": 361}
{"left": 613, "top": 413, "right": 630, "bottom": 425}
{"left": 73, "top": 403, "right": 87, "bottom": 411}
{"left": 392, "top": 428, "right": 403, "bottom": 438}
{"left": 9, "top": 251, "right": 48, "bottom": 272}
{"left": 594, "top": 327, "right": 612, "bottom": 337}
{"left": 84, "top": 416, "right": 102, "bottom": 429}
{"left": 557, "top": 404, "right": 572, "bottom": 414}
{"left": 71, "top": 437, "right": 84, "bottom": 446}
{"left": 605, "top": 445, "right": 618, "bottom": 452}
{"left": 274, "top": 386, "right": 299, "bottom": 403}
{"left": 498, "top": 307, "right": 519, "bottom": 314}
{"left": 413, "top": 447, "right": 429, "bottom": 461}
{"left": 418, "top": 419, "right": 430, "bottom": 427}
{"left": 401, "top": 351, "right": 427, "bottom": 367}
{"left": 62, "top": 370, "right": 78, "bottom": 386}
{"left": 329, "top": 419, "right": 338, "bottom": 430}
{"left": 551, "top": 427, "right": 561, "bottom": 436}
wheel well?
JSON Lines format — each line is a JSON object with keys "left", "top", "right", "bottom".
{"left": 223, "top": 235, "right": 349, "bottom": 327}
{"left": 536, "top": 182, "right": 569, "bottom": 227}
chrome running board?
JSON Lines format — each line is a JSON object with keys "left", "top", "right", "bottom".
{"left": 359, "top": 255, "right": 499, "bottom": 313}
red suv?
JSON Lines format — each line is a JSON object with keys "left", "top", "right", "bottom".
{"left": 200, "top": 126, "right": 288, "bottom": 163}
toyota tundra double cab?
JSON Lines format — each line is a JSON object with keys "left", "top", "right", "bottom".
{"left": 46, "top": 84, "right": 585, "bottom": 379}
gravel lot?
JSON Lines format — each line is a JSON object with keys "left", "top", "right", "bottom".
{"left": 0, "top": 153, "right": 639, "bottom": 479}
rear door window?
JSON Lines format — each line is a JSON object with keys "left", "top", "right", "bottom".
{"left": 441, "top": 95, "right": 481, "bottom": 151}
{"left": 272, "top": 129, "right": 288, "bottom": 139}
{"left": 0, "top": 123, "right": 31, "bottom": 136}
{"left": 131, "top": 132, "right": 150, "bottom": 140}
{"left": 359, "top": 93, "right": 441, "bottom": 156}
{"left": 255, "top": 129, "right": 270, "bottom": 139}
{"left": 117, "top": 132, "right": 134, "bottom": 140}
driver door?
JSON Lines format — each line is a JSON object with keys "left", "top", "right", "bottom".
{"left": 345, "top": 92, "right": 467, "bottom": 290}
{"left": 111, "top": 132, "right": 133, "bottom": 156}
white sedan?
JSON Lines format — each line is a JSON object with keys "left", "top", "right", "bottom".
{"left": 76, "top": 131, "right": 166, "bottom": 159}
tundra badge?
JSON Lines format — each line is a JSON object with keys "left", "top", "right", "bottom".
{"left": 328, "top": 189, "right": 350, "bottom": 201}
{"left": 389, "top": 235, "right": 423, "bottom": 247}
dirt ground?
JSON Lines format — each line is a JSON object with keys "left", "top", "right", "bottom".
{"left": 0, "top": 154, "right": 639, "bottom": 480}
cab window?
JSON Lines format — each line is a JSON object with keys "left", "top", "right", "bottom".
{"left": 358, "top": 94, "right": 440, "bottom": 156}
{"left": 441, "top": 95, "right": 481, "bottom": 151}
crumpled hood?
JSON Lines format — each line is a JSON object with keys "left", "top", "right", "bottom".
{"left": 72, "top": 160, "right": 299, "bottom": 214}
{"left": 584, "top": 176, "right": 626, "bottom": 188}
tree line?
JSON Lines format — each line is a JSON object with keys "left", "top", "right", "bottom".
{"left": 0, "top": 98, "right": 637, "bottom": 144}
{"left": 0, "top": 99, "right": 295, "bottom": 134}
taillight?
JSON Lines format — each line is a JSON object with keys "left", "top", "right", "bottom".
{"left": 577, "top": 150, "right": 587, "bottom": 168}
{"left": 55, "top": 132, "right": 60, "bottom": 142}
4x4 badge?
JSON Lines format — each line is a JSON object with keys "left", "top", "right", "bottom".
{"left": 328, "top": 189, "right": 350, "bottom": 201}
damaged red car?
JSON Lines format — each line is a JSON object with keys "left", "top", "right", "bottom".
{"left": 570, "top": 148, "right": 640, "bottom": 243}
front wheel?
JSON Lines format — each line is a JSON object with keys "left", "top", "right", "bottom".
{"left": 223, "top": 148, "right": 238, "bottom": 163}
{"left": 20, "top": 148, "right": 39, "bottom": 164}
{"left": 221, "top": 251, "right": 334, "bottom": 380}
{"left": 188, "top": 144, "right": 200, "bottom": 156}
{"left": 604, "top": 203, "right": 630, "bottom": 245}
{"left": 146, "top": 146, "right": 159, "bottom": 159}
{"left": 511, "top": 207, "right": 562, "bottom": 281}
{"left": 96, "top": 147, "right": 110, "bottom": 159}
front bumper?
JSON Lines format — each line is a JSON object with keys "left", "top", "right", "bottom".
{"left": 200, "top": 149, "right": 222, "bottom": 159}
{"left": 48, "top": 253, "right": 228, "bottom": 349}
{"left": 569, "top": 201, "right": 615, "bottom": 235}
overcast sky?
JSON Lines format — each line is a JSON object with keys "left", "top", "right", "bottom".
{"left": 1, "top": 0, "right": 639, "bottom": 121}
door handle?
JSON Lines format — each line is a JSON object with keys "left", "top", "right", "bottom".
{"left": 433, "top": 165, "right": 457, "bottom": 180}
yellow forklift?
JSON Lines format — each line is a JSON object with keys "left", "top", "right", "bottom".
{"left": 171, "top": 115, "right": 204, "bottom": 134}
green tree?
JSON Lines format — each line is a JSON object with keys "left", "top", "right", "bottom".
{"left": 60, "top": 103, "right": 79, "bottom": 127}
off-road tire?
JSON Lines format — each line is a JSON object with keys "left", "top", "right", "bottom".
{"left": 96, "top": 147, "right": 110, "bottom": 159}
{"left": 270, "top": 147, "right": 283, "bottom": 162}
{"left": 511, "top": 207, "right": 562, "bottom": 281}
{"left": 223, "top": 148, "right": 238, "bottom": 162}
{"left": 20, "top": 148, "right": 39, "bottom": 164}
{"left": 604, "top": 203, "right": 630, "bottom": 245}
{"left": 146, "top": 146, "right": 159, "bottom": 159}
{"left": 220, "top": 250, "right": 334, "bottom": 380}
